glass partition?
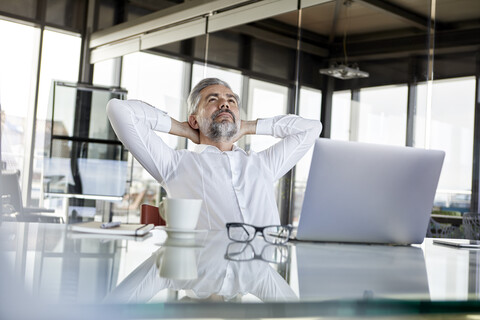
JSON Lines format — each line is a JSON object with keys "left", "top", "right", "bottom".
{"left": 330, "top": 90, "right": 352, "bottom": 141}
{"left": 87, "top": 0, "right": 479, "bottom": 233}
{"left": 3, "top": 1, "right": 480, "bottom": 319}
{"left": 117, "top": 52, "right": 188, "bottom": 221}
{"left": 121, "top": 52, "right": 185, "bottom": 149}
{"left": 293, "top": 86, "right": 322, "bottom": 224}
{"left": 43, "top": 82, "right": 128, "bottom": 202}
{"left": 415, "top": 77, "right": 475, "bottom": 214}
{"left": 247, "top": 79, "right": 289, "bottom": 152}
{"left": 356, "top": 84, "right": 408, "bottom": 146}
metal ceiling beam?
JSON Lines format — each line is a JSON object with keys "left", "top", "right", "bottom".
{"left": 232, "top": 24, "right": 329, "bottom": 57}
{"left": 89, "top": 0, "right": 251, "bottom": 48}
{"left": 328, "top": 27, "right": 480, "bottom": 61}
{"left": 356, "top": 0, "right": 430, "bottom": 31}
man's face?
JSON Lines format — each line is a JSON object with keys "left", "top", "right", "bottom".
{"left": 194, "top": 84, "right": 241, "bottom": 142}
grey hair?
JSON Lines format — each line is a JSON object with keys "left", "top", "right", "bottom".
{"left": 187, "top": 78, "right": 241, "bottom": 116}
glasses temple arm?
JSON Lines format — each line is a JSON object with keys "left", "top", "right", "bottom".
{"left": 241, "top": 224, "right": 251, "bottom": 237}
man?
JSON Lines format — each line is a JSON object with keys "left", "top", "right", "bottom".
{"left": 107, "top": 78, "right": 322, "bottom": 230}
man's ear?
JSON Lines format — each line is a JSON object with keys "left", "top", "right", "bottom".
{"left": 188, "top": 114, "right": 199, "bottom": 129}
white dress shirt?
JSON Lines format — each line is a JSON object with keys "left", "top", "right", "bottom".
{"left": 106, "top": 99, "right": 322, "bottom": 230}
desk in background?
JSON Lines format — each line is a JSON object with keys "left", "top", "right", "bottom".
{"left": 1, "top": 222, "right": 480, "bottom": 319}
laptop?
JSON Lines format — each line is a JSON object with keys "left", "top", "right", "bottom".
{"left": 296, "top": 138, "right": 445, "bottom": 245}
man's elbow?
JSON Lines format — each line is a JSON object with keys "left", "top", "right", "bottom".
{"left": 312, "top": 120, "right": 322, "bottom": 138}
{"left": 106, "top": 98, "right": 121, "bottom": 117}
{"left": 106, "top": 98, "right": 133, "bottom": 124}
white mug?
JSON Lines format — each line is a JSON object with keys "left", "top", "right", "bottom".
{"left": 156, "top": 246, "right": 198, "bottom": 280}
{"left": 159, "top": 198, "right": 203, "bottom": 230}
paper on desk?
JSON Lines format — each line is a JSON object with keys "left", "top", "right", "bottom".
{"left": 69, "top": 221, "right": 154, "bottom": 236}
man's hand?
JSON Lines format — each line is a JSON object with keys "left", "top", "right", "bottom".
{"left": 169, "top": 118, "right": 200, "bottom": 144}
{"left": 232, "top": 120, "right": 257, "bottom": 143}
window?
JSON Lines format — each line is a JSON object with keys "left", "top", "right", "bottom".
{"left": 33, "top": 29, "right": 81, "bottom": 204}
{"left": 0, "top": 19, "right": 83, "bottom": 212}
{"left": 247, "top": 79, "right": 288, "bottom": 152}
{"left": 93, "top": 58, "right": 120, "bottom": 87}
{"left": 357, "top": 85, "right": 408, "bottom": 146}
{"left": 0, "top": 19, "right": 40, "bottom": 175}
{"left": 331, "top": 90, "right": 352, "bottom": 141}
{"left": 244, "top": 79, "right": 289, "bottom": 215}
{"left": 331, "top": 85, "right": 408, "bottom": 147}
{"left": 119, "top": 52, "right": 187, "bottom": 221}
{"left": 191, "top": 63, "right": 243, "bottom": 98}
{"left": 293, "top": 87, "right": 321, "bottom": 225}
{"left": 122, "top": 52, "right": 185, "bottom": 149}
{"left": 415, "top": 77, "right": 475, "bottom": 212}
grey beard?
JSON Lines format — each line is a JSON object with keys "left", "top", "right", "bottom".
{"left": 207, "top": 121, "right": 238, "bottom": 142}
{"left": 198, "top": 110, "right": 240, "bottom": 142}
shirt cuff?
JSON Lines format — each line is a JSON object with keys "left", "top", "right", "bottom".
{"left": 255, "top": 118, "right": 275, "bottom": 135}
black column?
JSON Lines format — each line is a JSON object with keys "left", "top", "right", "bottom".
{"left": 406, "top": 56, "right": 419, "bottom": 147}
{"left": 320, "top": 77, "right": 334, "bottom": 138}
{"left": 470, "top": 52, "right": 480, "bottom": 213}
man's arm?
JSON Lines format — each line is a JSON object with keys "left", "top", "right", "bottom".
{"left": 103, "top": 251, "right": 170, "bottom": 303}
{"left": 257, "top": 115, "right": 322, "bottom": 180}
{"left": 106, "top": 99, "right": 188, "bottom": 184}
{"left": 232, "top": 120, "right": 258, "bottom": 143}
{"left": 169, "top": 118, "right": 200, "bottom": 144}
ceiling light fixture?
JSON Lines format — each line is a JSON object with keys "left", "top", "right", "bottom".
{"left": 319, "top": 0, "right": 369, "bottom": 80}
{"left": 320, "top": 63, "right": 369, "bottom": 80}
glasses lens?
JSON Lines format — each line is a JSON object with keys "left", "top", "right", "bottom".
{"left": 263, "top": 226, "right": 291, "bottom": 244}
{"left": 261, "top": 245, "right": 289, "bottom": 263}
{"left": 228, "top": 224, "right": 256, "bottom": 242}
{"left": 225, "top": 243, "right": 254, "bottom": 261}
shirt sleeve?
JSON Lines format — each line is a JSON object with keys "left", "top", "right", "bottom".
{"left": 102, "top": 252, "right": 170, "bottom": 303}
{"left": 256, "top": 115, "right": 322, "bottom": 180}
{"left": 106, "top": 98, "right": 180, "bottom": 184}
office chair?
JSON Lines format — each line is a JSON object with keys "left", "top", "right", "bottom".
{"left": 426, "top": 217, "right": 459, "bottom": 238}
{"left": 0, "top": 170, "right": 63, "bottom": 223}
{"left": 463, "top": 213, "right": 480, "bottom": 240}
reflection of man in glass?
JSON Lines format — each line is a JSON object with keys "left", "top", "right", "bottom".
{"left": 107, "top": 78, "right": 322, "bottom": 230}
{"left": 104, "top": 232, "right": 297, "bottom": 303}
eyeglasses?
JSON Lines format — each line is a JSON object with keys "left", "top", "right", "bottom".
{"left": 225, "top": 242, "right": 289, "bottom": 264}
{"left": 226, "top": 222, "right": 292, "bottom": 244}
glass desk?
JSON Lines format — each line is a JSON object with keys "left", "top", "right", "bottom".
{"left": 1, "top": 221, "right": 480, "bottom": 319}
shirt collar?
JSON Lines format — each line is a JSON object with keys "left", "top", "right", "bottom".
{"left": 193, "top": 144, "right": 247, "bottom": 155}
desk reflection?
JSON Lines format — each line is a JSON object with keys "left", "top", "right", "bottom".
{"left": 105, "top": 232, "right": 297, "bottom": 303}
{"left": 0, "top": 222, "right": 443, "bottom": 310}
{"left": 296, "top": 243, "right": 430, "bottom": 300}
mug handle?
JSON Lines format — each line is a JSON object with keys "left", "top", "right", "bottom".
{"left": 158, "top": 200, "right": 166, "bottom": 220}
